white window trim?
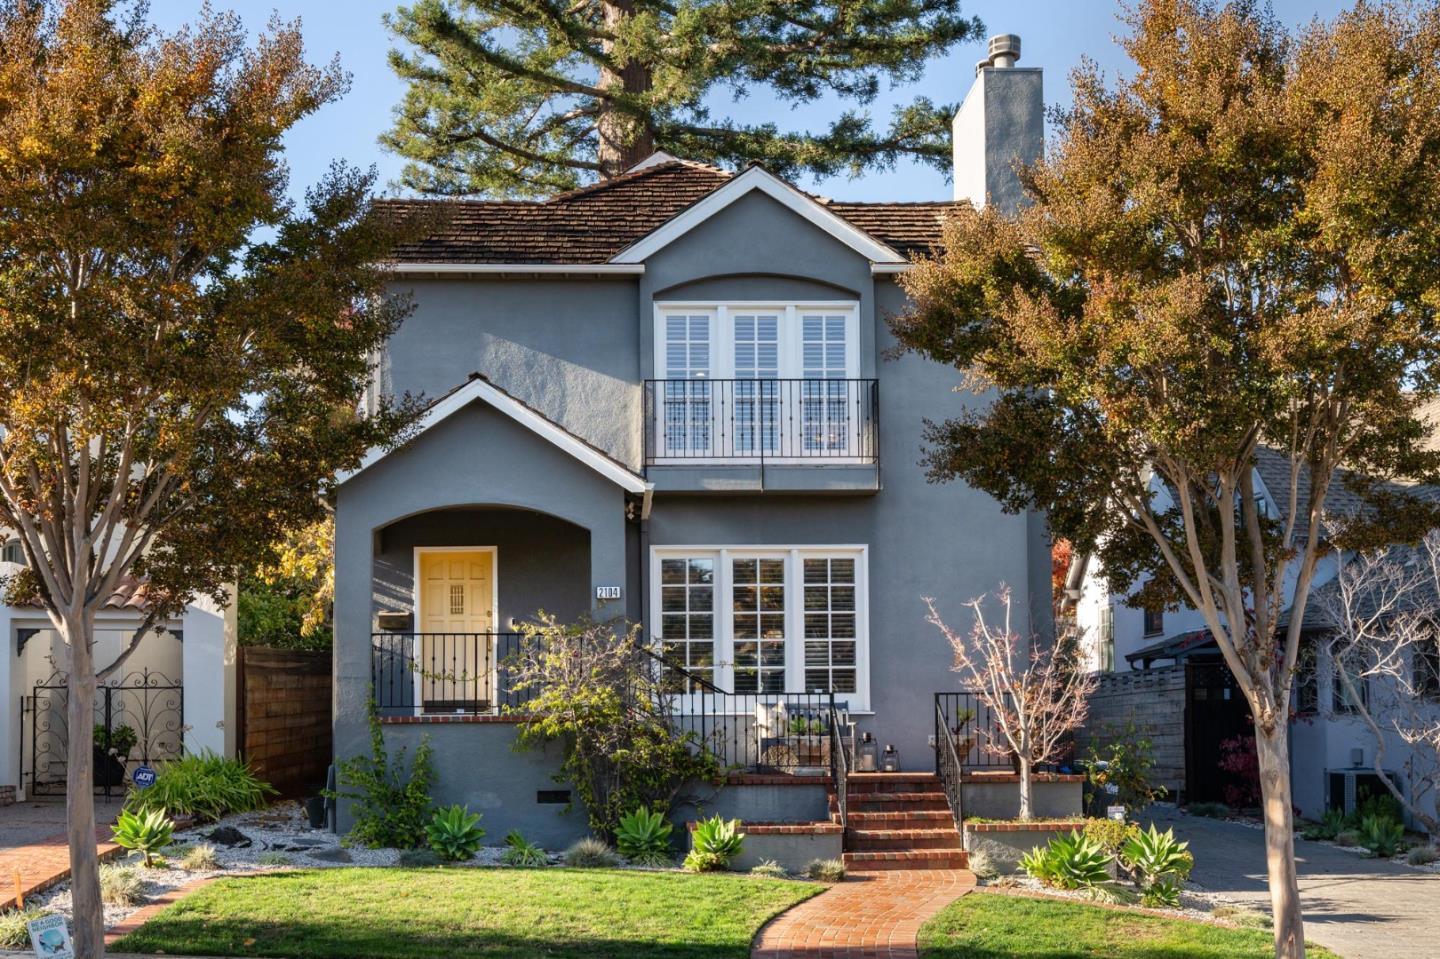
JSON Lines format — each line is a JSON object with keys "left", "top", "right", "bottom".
{"left": 649, "top": 544, "right": 870, "bottom": 712}
{"left": 411, "top": 546, "right": 500, "bottom": 715}
{"left": 653, "top": 301, "right": 861, "bottom": 380}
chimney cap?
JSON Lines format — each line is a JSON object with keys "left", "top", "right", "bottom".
{"left": 975, "top": 33, "right": 1022, "bottom": 75}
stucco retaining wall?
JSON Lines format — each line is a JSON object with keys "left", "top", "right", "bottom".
{"left": 964, "top": 821, "right": 1088, "bottom": 872}
{"left": 961, "top": 776, "right": 1083, "bottom": 821}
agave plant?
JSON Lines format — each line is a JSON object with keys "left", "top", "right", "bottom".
{"left": 424, "top": 805, "right": 485, "bottom": 862}
{"left": 112, "top": 808, "right": 175, "bottom": 867}
{"left": 683, "top": 815, "right": 744, "bottom": 871}
{"left": 1045, "top": 832, "right": 1112, "bottom": 890}
{"left": 1121, "top": 825, "right": 1193, "bottom": 889}
{"left": 616, "top": 806, "right": 674, "bottom": 866}
{"left": 1358, "top": 814, "right": 1406, "bottom": 858}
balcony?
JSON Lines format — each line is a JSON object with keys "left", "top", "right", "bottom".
{"left": 642, "top": 378, "right": 880, "bottom": 493}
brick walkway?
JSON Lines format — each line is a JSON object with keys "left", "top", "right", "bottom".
{"left": 0, "top": 827, "right": 122, "bottom": 909}
{"left": 751, "top": 868, "right": 976, "bottom": 959}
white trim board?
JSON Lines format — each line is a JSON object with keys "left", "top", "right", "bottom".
{"left": 384, "top": 262, "right": 645, "bottom": 275}
{"left": 611, "top": 166, "right": 907, "bottom": 266}
{"left": 339, "top": 377, "right": 651, "bottom": 495}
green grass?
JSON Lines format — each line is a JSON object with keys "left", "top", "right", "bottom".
{"left": 112, "top": 867, "right": 818, "bottom": 959}
{"left": 918, "top": 892, "right": 1342, "bottom": 959}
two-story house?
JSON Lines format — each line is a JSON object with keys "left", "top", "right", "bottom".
{"left": 332, "top": 35, "right": 1065, "bottom": 853}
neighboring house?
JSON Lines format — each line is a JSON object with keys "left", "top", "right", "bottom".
{"left": 333, "top": 36, "right": 1069, "bottom": 851}
{"left": 0, "top": 555, "right": 236, "bottom": 803}
{"left": 1073, "top": 448, "right": 1439, "bottom": 827}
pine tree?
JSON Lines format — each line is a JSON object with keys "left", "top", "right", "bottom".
{"left": 382, "top": 0, "right": 984, "bottom": 196}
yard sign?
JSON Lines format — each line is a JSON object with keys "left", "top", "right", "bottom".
{"left": 28, "top": 914, "right": 73, "bottom": 959}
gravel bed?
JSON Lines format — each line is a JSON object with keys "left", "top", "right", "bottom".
{"left": 977, "top": 873, "right": 1251, "bottom": 927}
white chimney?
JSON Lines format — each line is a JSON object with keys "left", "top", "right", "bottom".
{"left": 953, "top": 34, "right": 1043, "bottom": 214}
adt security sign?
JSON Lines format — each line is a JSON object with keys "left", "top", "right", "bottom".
{"left": 132, "top": 765, "right": 157, "bottom": 790}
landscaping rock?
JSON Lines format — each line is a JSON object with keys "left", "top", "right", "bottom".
{"left": 305, "top": 847, "right": 352, "bottom": 863}
{"left": 205, "top": 826, "right": 252, "bottom": 848}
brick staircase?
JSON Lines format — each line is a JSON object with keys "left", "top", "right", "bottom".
{"left": 831, "top": 772, "right": 969, "bottom": 871}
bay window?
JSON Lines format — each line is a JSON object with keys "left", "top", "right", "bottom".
{"left": 651, "top": 545, "right": 869, "bottom": 707}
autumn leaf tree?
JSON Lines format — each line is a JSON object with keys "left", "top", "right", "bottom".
{"left": 382, "top": 0, "right": 985, "bottom": 196}
{"left": 890, "top": 2, "right": 1440, "bottom": 956}
{"left": 0, "top": 2, "right": 415, "bottom": 955}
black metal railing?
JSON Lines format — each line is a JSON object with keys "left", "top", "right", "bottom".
{"left": 643, "top": 378, "right": 879, "bottom": 464}
{"left": 829, "top": 701, "right": 850, "bottom": 827}
{"left": 935, "top": 697, "right": 965, "bottom": 836}
{"left": 371, "top": 632, "right": 530, "bottom": 714}
{"left": 934, "top": 690, "right": 1076, "bottom": 773}
{"left": 371, "top": 630, "right": 854, "bottom": 775}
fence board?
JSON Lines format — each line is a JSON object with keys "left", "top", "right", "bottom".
{"left": 238, "top": 646, "right": 331, "bottom": 799}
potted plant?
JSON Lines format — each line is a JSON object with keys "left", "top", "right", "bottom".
{"left": 94, "top": 723, "right": 138, "bottom": 788}
{"left": 950, "top": 707, "right": 977, "bottom": 759}
{"left": 787, "top": 715, "right": 829, "bottom": 766}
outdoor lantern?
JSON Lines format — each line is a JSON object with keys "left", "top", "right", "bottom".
{"left": 857, "top": 732, "right": 879, "bottom": 772}
{"left": 881, "top": 743, "right": 900, "bottom": 772}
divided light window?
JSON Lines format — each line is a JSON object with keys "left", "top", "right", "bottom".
{"left": 651, "top": 546, "right": 869, "bottom": 707}
{"left": 654, "top": 303, "right": 859, "bottom": 381}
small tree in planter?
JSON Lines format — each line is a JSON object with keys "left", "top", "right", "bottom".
{"left": 925, "top": 585, "right": 1096, "bottom": 820}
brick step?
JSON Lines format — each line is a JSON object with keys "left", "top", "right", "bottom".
{"left": 845, "top": 773, "right": 941, "bottom": 794}
{"left": 845, "top": 790, "right": 949, "bottom": 805}
{"left": 842, "top": 849, "right": 969, "bottom": 870}
{"left": 843, "top": 809, "right": 953, "bottom": 826}
{"left": 845, "top": 828, "right": 963, "bottom": 851}
{"left": 834, "top": 796, "right": 950, "bottom": 815}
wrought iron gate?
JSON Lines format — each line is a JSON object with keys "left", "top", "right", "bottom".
{"left": 21, "top": 669, "right": 183, "bottom": 800}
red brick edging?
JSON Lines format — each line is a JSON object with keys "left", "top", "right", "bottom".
{"left": 752, "top": 867, "right": 976, "bottom": 959}
{"left": 105, "top": 875, "right": 218, "bottom": 944}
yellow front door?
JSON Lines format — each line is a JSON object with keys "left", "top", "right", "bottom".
{"left": 417, "top": 550, "right": 495, "bottom": 711}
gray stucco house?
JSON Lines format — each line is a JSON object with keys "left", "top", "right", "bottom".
{"left": 332, "top": 35, "right": 1068, "bottom": 858}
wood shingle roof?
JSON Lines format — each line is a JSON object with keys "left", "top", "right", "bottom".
{"left": 380, "top": 159, "right": 957, "bottom": 266}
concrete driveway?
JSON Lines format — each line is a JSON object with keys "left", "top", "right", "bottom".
{"left": 1147, "top": 806, "right": 1440, "bottom": 959}
{"left": 0, "top": 797, "right": 124, "bottom": 848}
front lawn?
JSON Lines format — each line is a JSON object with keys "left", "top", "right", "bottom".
{"left": 918, "top": 892, "right": 1342, "bottom": 959}
{"left": 113, "top": 867, "right": 817, "bottom": 959}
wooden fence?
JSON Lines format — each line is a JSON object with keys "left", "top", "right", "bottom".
{"left": 237, "top": 646, "right": 331, "bottom": 799}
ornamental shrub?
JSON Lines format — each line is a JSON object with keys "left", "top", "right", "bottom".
{"left": 331, "top": 695, "right": 434, "bottom": 849}
{"left": 501, "top": 829, "right": 548, "bottom": 866}
{"left": 1083, "top": 722, "right": 1166, "bottom": 813}
{"left": 804, "top": 858, "right": 846, "bottom": 882}
{"left": 98, "top": 864, "right": 145, "bottom": 906}
{"left": 0, "top": 908, "right": 51, "bottom": 948}
{"left": 509, "top": 616, "right": 721, "bottom": 839}
{"left": 125, "top": 750, "right": 275, "bottom": 822}
{"left": 564, "top": 837, "right": 620, "bottom": 868}
{"left": 1121, "top": 825, "right": 1193, "bottom": 893}
{"left": 1082, "top": 817, "right": 1138, "bottom": 856}
{"left": 750, "top": 860, "right": 787, "bottom": 878}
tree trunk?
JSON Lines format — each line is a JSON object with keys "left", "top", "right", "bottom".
{"left": 1255, "top": 721, "right": 1305, "bottom": 959}
{"left": 62, "top": 609, "right": 105, "bottom": 958}
{"left": 1018, "top": 754, "right": 1033, "bottom": 820}
{"left": 596, "top": 0, "right": 654, "bottom": 178}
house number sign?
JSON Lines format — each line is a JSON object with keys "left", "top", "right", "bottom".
{"left": 595, "top": 586, "right": 622, "bottom": 600}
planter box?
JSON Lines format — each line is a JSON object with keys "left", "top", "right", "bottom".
{"left": 963, "top": 820, "right": 1089, "bottom": 874}
{"left": 686, "top": 820, "right": 843, "bottom": 873}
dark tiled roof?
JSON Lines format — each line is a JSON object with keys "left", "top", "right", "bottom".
{"left": 380, "top": 160, "right": 957, "bottom": 265}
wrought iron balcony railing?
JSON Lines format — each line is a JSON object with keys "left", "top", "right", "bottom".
{"left": 643, "top": 378, "right": 878, "bottom": 465}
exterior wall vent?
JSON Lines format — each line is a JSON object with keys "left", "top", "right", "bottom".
{"left": 537, "top": 789, "right": 571, "bottom": 804}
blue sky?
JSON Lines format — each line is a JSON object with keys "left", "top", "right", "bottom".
{"left": 149, "top": 1, "right": 1350, "bottom": 204}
